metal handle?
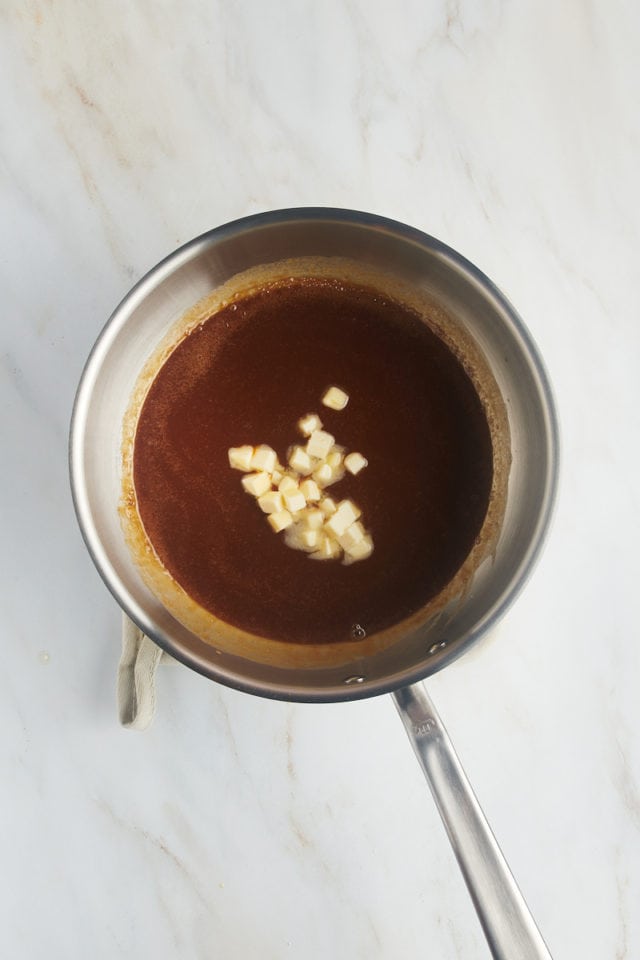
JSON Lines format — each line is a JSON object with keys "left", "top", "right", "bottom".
{"left": 393, "top": 683, "right": 552, "bottom": 960}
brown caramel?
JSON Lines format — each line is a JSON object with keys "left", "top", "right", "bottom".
{"left": 132, "top": 277, "right": 493, "bottom": 645}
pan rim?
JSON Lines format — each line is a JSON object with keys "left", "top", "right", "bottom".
{"left": 69, "top": 207, "right": 560, "bottom": 703}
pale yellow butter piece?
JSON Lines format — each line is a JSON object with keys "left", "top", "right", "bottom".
{"left": 283, "top": 489, "right": 306, "bottom": 514}
{"left": 298, "top": 413, "right": 323, "bottom": 437}
{"left": 284, "top": 522, "right": 304, "bottom": 550}
{"left": 343, "top": 535, "right": 374, "bottom": 563}
{"left": 310, "top": 535, "right": 341, "bottom": 560}
{"left": 322, "top": 386, "right": 349, "bottom": 410}
{"left": 344, "top": 452, "right": 368, "bottom": 475}
{"left": 257, "top": 491, "right": 284, "bottom": 514}
{"left": 278, "top": 475, "right": 298, "bottom": 493}
{"left": 312, "top": 463, "right": 334, "bottom": 487}
{"left": 299, "top": 478, "right": 321, "bottom": 502}
{"left": 325, "top": 500, "right": 361, "bottom": 537}
{"left": 284, "top": 519, "right": 321, "bottom": 552}
{"left": 306, "top": 430, "right": 335, "bottom": 460}
{"left": 302, "top": 508, "right": 324, "bottom": 530}
{"left": 268, "top": 510, "right": 293, "bottom": 533}
{"left": 300, "top": 528, "right": 321, "bottom": 551}
{"left": 337, "top": 521, "right": 365, "bottom": 551}
{"left": 326, "top": 448, "right": 344, "bottom": 469}
{"left": 345, "top": 499, "right": 362, "bottom": 519}
{"left": 241, "top": 471, "right": 272, "bottom": 497}
{"left": 289, "top": 446, "right": 315, "bottom": 475}
{"left": 319, "top": 497, "right": 337, "bottom": 516}
{"left": 250, "top": 445, "right": 278, "bottom": 473}
{"left": 228, "top": 445, "right": 254, "bottom": 471}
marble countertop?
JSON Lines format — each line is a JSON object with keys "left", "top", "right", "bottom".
{"left": 2, "top": 2, "right": 638, "bottom": 957}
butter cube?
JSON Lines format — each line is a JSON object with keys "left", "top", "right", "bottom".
{"left": 268, "top": 510, "right": 293, "bottom": 533}
{"left": 278, "top": 475, "right": 298, "bottom": 493}
{"left": 306, "top": 430, "right": 335, "bottom": 460}
{"left": 283, "top": 488, "right": 306, "bottom": 514}
{"left": 228, "top": 446, "right": 254, "bottom": 471}
{"left": 312, "top": 463, "right": 334, "bottom": 487}
{"left": 298, "top": 413, "right": 323, "bottom": 437}
{"left": 299, "top": 479, "right": 321, "bottom": 502}
{"left": 289, "top": 446, "right": 315, "bottom": 475}
{"left": 310, "top": 535, "right": 341, "bottom": 560}
{"left": 325, "top": 500, "right": 361, "bottom": 537}
{"left": 241, "top": 471, "right": 272, "bottom": 497}
{"left": 250, "top": 445, "right": 278, "bottom": 473}
{"left": 343, "top": 535, "right": 374, "bottom": 563}
{"left": 300, "top": 528, "right": 321, "bottom": 551}
{"left": 272, "top": 469, "right": 284, "bottom": 485}
{"left": 319, "top": 497, "right": 337, "bottom": 516}
{"left": 322, "top": 386, "right": 349, "bottom": 410}
{"left": 345, "top": 452, "right": 368, "bottom": 475}
{"left": 326, "top": 448, "right": 344, "bottom": 469}
{"left": 344, "top": 498, "right": 361, "bottom": 520}
{"left": 303, "top": 508, "right": 324, "bottom": 530}
{"left": 337, "top": 521, "right": 365, "bottom": 551}
{"left": 257, "top": 491, "right": 284, "bottom": 514}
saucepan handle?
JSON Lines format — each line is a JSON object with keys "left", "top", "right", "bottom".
{"left": 393, "top": 683, "right": 552, "bottom": 960}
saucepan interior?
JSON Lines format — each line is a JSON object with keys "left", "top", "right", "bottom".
{"left": 70, "top": 208, "right": 558, "bottom": 702}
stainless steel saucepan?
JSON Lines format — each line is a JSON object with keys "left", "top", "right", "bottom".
{"left": 70, "top": 209, "right": 559, "bottom": 959}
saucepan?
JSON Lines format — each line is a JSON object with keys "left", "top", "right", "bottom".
{"left": 70, "top": 208, "right": 559, "bottom": 959}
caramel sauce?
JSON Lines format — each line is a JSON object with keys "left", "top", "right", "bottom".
{"left": 132, "top": 277, "right": 493, "bottom": 645}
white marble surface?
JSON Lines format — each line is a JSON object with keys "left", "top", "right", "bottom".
{"left": 1, "top": 1, "right": 638, "bottom": 957}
